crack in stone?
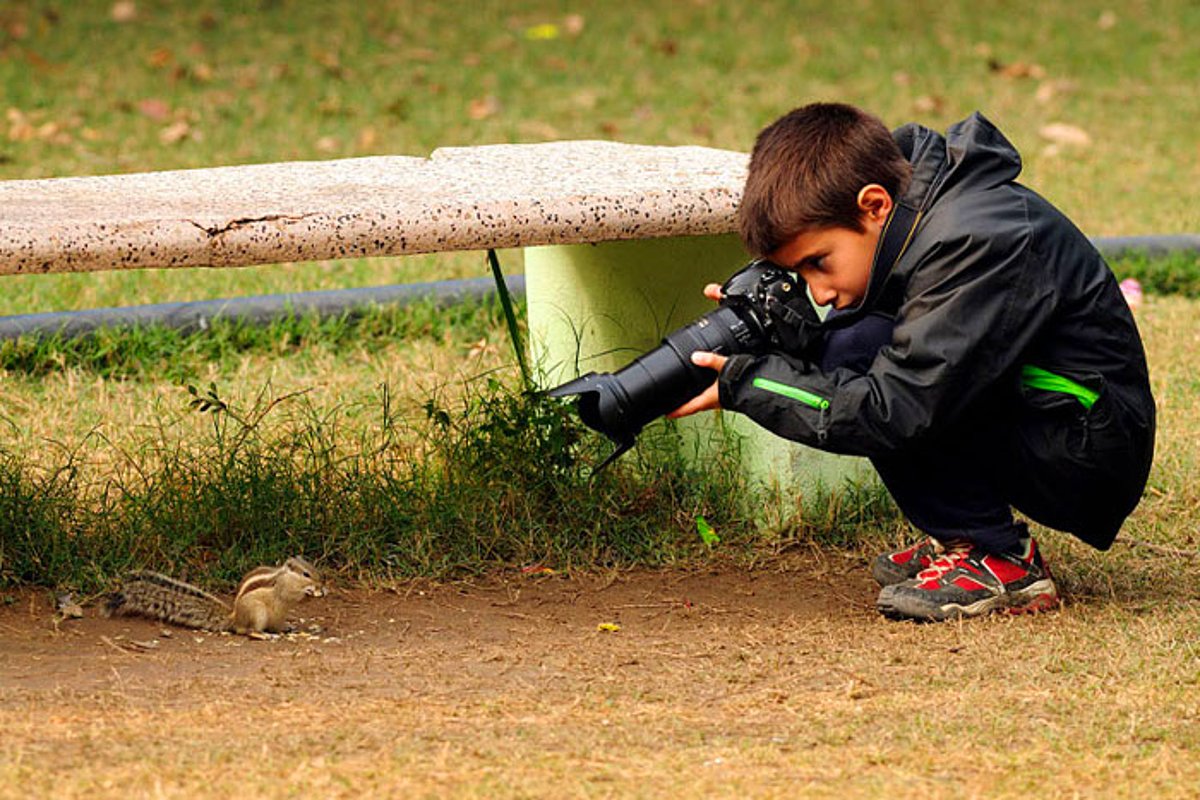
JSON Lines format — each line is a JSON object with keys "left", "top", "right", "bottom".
{"left": 187, "top": 213, "right": 315, "bottom": 238}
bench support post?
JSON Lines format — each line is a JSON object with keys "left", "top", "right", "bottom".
{"left": 524, "top": 235, "right": 873, "bottom": 497}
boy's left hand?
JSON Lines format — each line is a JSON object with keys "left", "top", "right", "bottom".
{"left": 666, "top": 351, "right": 728, "bottom": 418}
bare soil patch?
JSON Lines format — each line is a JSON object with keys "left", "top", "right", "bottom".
{"left": 2, "top": 556, "right": 1198, "bottom": 798}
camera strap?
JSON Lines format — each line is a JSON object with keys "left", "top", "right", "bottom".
{"left": 874, "top": 201, "right": 922, "bottom": 281}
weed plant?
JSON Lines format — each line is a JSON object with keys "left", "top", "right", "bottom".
{"left": 0, "top": 371, "right": 808, "bottom": 591}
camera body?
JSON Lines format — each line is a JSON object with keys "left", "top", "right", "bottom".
{"left": 548, "top": 260, "right": 821, "bottom": 466}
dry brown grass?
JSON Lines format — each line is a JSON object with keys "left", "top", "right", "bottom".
{"left": 0, "top": 294, "right": 1196, "bottom": 798}
{"left": 2, "top": 567, "right": 1198, "bottom": 799}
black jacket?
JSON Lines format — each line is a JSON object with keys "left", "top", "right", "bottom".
{"left": 719, "top": 113, "right": 1155, "bottom": 548}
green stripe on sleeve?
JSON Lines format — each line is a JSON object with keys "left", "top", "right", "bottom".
{"left": 1020, "top": 365, "right": 1099, "bottom": 409}
{"left": 751, "top": 377, "right": 830, "bottom": 410}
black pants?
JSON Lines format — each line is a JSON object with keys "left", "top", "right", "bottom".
{"left": 819, "top": 313, "right": 1024, "bottom": 552}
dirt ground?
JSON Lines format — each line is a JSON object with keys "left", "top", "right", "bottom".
{"left": 2, "top": 554, "right": 1198, "bottom": 798}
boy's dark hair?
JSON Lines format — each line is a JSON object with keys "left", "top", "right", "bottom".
{"left": 739, "top": 103, "right": 912, "bottom": 257}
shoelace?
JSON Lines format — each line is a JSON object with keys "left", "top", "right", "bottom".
{"left": 914, "top": 539, "right": 973, "bottom": 583}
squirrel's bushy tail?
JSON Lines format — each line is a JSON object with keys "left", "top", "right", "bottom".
{"left": 104, "top": 571, "right": 232, "bottom": 631}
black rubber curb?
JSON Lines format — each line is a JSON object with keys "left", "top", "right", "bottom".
{"left": 0, "top": 234, "right": 1195, "bottom": 341}
{"left": 0, "top": 275, "right": 525, "bottom": 341}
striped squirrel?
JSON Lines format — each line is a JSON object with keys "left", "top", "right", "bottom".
{"left": 104, "top": 557, "right": 324, "bottom": 634}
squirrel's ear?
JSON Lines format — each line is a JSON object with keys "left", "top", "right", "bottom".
{"left": 856, "top": 184, "right": 893, "bottom": 223}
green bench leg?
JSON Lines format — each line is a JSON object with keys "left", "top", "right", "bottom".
{"left": 523, "top": 234, "right": 873, "bottom": 495}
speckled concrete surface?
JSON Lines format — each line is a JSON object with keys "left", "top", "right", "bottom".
{"left": 0, "top": 142, "right": 748, "bottom": 275}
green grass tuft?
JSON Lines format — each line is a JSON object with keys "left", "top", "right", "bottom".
{"left": 1111, "top": 252, "right": 1200, "bottom": 299}
{"left": 1, "top": 374, "right": 829, "bottom": 591}
{"left": 0, "top": 297, "right": 507, "bottom": 380}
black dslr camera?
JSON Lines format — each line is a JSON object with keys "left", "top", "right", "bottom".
{"left": 548, "top": 260, "right": 822, "bottom": 468}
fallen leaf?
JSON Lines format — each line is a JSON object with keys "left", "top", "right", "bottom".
{"left": 468, "top": 95, "right": 500, "bottom": 120}
{"left": 356, "top": 125, "right": 378, "bottom": 150}
{"left": 563, "top": 14, "right": 585, "bottom": 36}
{"left": 524, "top": 23, "right": 560, "bottom": 40}
{"left": 597, "top": 622, "right": 621, "bottom": 633}
{"left": 110, "top": 1, "right": 137, "bottom": 23}
{"left": 1097, "top": 10, "right": 1117, "bottom": 29}
{"left": 7, "top": 109, "right": 34, "bottom": 142}
{"left": 137, "top": 98, "right": 171, "bottom": 121}
{"left": 146, "top": 47, "right": 173, "bottom": 70}
{"left": 517, "top": 120, "right": 560, "bottom": 140}
{"left": 1039, "top": 122, "right": 1091, "bottom": 147}
{"left": 4, "top": 19, "right": 28, "bottom": 40}
{"left": 696, "top": 516, "right": 720, "bottom": 546}
{"left": 36, "top": 121, "right": 71, "bottom": 144}
{"left": 988, "top": 59, "right": 1046, "bottom": 80}
{"left": 572, "top": 89, "right": 598, "bottom": 110}
{"left": 914, "top": 95, "right": 945, "bottom": 114}
{"left": 1035, "top": 79, "right": 1076, "bottom": 105}
{"left": 315, "top": 136, "right": 340, "bottom": 153}
{"left": 159, "top": 120, "right": 191, "bottom": 145}
{"left": 466, "top": 337, "right": 495, "bottom": 357}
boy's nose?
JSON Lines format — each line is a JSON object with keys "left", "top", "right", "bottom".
{"left": 810, "top": 284, "right": 837, "bottom": 307}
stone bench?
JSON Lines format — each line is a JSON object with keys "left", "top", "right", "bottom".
{"left": 0, "top": 141, "right": 867, "bottom": 492}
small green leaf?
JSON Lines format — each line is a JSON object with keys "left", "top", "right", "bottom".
{"left": 696, "top": 515, "right": 719, "bottom": 546}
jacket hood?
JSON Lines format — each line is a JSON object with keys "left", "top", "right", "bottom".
{"left": 838, "top": 112, "right": 1023, "bottom": 322}
{"left": 895, "top": 111, "right": 1023, "bottom": 213}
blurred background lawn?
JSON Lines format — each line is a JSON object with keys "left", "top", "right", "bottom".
{"left": 1, "top": 0, "right": 1196, "bottom": 314}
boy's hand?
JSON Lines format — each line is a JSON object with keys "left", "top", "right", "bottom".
{"left": 666, "top": 351, "right": 728, "bottom": 418}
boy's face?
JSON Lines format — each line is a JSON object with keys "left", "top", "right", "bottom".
{"left": 765, "top": 184, "right": 892, "bottom": 310}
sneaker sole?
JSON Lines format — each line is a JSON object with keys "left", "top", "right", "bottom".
{"left": 878, "top": 578, "right": 1059, "bottom": 622}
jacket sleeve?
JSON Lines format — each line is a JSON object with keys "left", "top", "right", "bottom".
{"left": 718, "top": 221, "right": 1055, "bottom": 457}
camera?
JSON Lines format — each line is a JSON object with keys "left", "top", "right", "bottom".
{"left": 547, "top": 260, "right": 822, "bottom": 468}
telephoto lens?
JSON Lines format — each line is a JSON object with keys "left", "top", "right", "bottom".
{"left": 547, "top": 260, "right": 811, "bottom": 469}
{"left": 547, "top": 304, "right": 761, "bottom": 453}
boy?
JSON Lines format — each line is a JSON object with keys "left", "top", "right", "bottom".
{"left": 671, "top": 103, "right": 1155, "bottom": 622}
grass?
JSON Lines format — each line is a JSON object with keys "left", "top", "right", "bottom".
{"left": 2, "top": 0, "right": 1198, "bottom": 310}
{"left": 0, "top": 295, "right": 510, "bottom": 380}
{"left": 0, "top": 339, "right": 910, "bottom": 591}
{"left": 0, "top": 289, "right": 1196, "bottom": 602}
{"left": 0, "top": 0, "right": 1197, "bottom": 595}
{"left": 2, "top": 5, "right": 1199, "bottom": 796}
{"left": 0, "top": 363, "right": 778, "bottom": 590}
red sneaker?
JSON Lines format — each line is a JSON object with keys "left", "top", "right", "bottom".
{"left": 876, "top": 536, "right": 1058, "bottom": 622}
{"left": 871, "top": 536, "right": 943, "bottom": 587}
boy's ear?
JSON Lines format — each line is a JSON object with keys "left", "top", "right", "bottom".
{"left": 856, "top": 184, "right": 893, "bottom": 224}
